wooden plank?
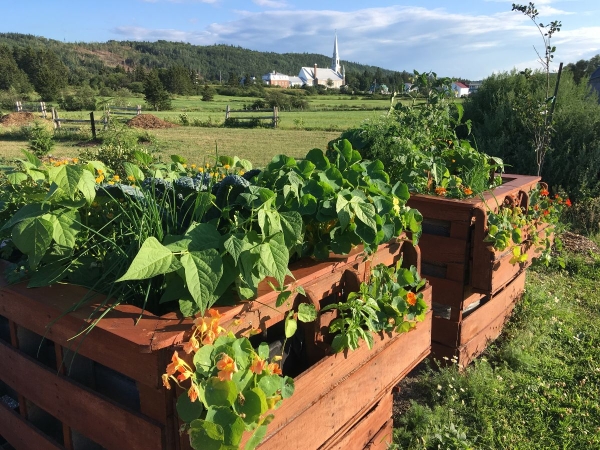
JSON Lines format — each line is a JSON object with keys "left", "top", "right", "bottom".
{"left": 0, "top": 341, "right": 163, "bottom": 450}
{"left": 426, "top": 277, "right": 464, "bottom": 313}
{"left": 364, "top": 419, "right": 394, "bottom": 450}
{"left": 0, "top": 402, "right": 65, "bottom": 450}
{"left": 324, "top": 393, "right": 393, "bottom": 450}
{"left": 460, "top": 271, "right": 525, "bottom": 345}
{"left": 450, "top": 221, "right": 473, "bottom": 240}
{"left": 432, "top": 317, "right": 460, "bottom": 348}
{"left": 419, "top": 234, "right": 469, "bottom": 265}
{"left": 257, "top": 308, "right": 432, "bottom": 449}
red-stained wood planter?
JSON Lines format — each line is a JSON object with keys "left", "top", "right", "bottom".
{"left": 0, "top": 238, "right": 431, "bottom": 450}
{"left": 406, "top": 174, "right": 544, "bottom": 366}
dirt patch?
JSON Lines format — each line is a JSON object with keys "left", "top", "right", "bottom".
{"left": 0, "top": 112, "right": 37, "bottom": 127}
{"left": 560, "top": 231, "right": 599, "bottom": 255}
{"left": 127, "top": 114, "right": 178, "bottom": 129}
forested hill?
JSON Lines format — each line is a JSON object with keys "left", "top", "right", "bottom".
{"left": 0, "top": 32, "right": 403, "bottom": 83}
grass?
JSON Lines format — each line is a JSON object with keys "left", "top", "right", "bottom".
{"left": 393, "top": 248, "right": 600, "bottom": 449}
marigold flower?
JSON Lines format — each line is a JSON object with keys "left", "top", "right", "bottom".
{"left": 216, "top": 354, "right": 238, "bottom": 381}
{"left": 250, "top": 356, "right": 267, "bottom": 375}
{"left": 435, "top": 187, "right": 447, "bottom": 196}
{"left": 463, "top": 187, "right": 473, "bottom": 196}
{"left": 268, "top": 363, "right": 283, "bottom": 375}
{"left": 540, "top": 189, "right": 549, "bottom": 197}
{"left": 406, "top": 292, "right": 417, "bottom": 306}
{"left": 188, "top": 383, "right": 200, "bottom": 402}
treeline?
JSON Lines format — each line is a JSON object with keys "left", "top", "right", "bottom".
{"left": 0, "top": 32, "right": 415, "bottom": 101}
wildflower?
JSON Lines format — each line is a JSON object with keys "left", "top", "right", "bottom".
{"left": 543, "top": 209, "right": 550, "bottom": 216}
{"left": 198, "top": 167, "right": 204, "bottom": 173}
{"left": 406, "top": 292, "right": 417, "bottom": 306}
{"left": 108, "top": 181, "right": 115, "bottom": 185}
{"left": 183, "top": 164, "right": 187, "bottom": 168}
{"left": 112, "top": 175, "right": 120, "bottom": 182}
{"left": 127, "top": 175, "right": 135, "bottom": 182}
{"left": 268, "top": 363, "right": 283, "bottom": 375}
{"left": 216, "top": 354, "right": 238, "bottom": 381}
{"left": 224, "top": 164, "right": 231, "bottom": 170}
{"left": 97, "top": 169, "right": 104, "bottom": 175}
{"left": 565, "top": 199, "right": 572, "bottom": 207}
{"left": 205, "top": 163, "right": 210, "bottom": 168}
{"left": 188, "top": 383, "right": 200, "bottom": 402}
{"left": 463, "top": 187, "right": 473, "bottom": 196}
{"left": 95, "top": 176, "right": 104, "bottom": 183}
{"left": 72, "top": 158, "right": 79, "bottom": 164}
{"left": 250, "top": 356, "right": 267, "bottom": 375}
{"left": 183, "top": 335, "right": 200, "bottom": 354}
{"left": 240, "top": 170, "right": 245, "bottom": 176}
{"left": 191, "top": 164, "right": 196, "bottom": 169}
{"left": 435, "top": 186, "right": 447, "bottom": 196}
{"left": 540, "top": 188, "right": 549, "bottom": 197}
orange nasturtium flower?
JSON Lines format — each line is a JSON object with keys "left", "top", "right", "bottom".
{"left": 463, "top": 187, "right": 473, "bottom": 196}
{"left": 435, "top": 186, "right": 447, "bottom": 196}
{"left": 183, "top": 335, "right": 200, "bottom": 354}
{"left": 540, "top": 188, "right": 549, "bottom": 197}
{"left": 565, "top": 198, "right": 572, "bottom": 207}
{"left": 216, "top": 354, "right": 238, "bottom": 381}
{"left": 188, "top": 383, "right": 200, "bottom": 402}
{"left": 543, "top": 209, "right": 550, "bottom": 216}
{"left": 406, "top": 292, "right": 417, "bottom": 307}
{"left": 268, "top": 363, "right": 283, "bottom": 376}
{"left": 250, "top": 356, "right": 267, "bottom": 375}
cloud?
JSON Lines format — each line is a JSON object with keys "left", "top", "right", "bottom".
{"left": 252, "top": 0, "right": 288, "bottom": 8}
{"left": 112, "top": 5, "right": 600, "bottom": 79}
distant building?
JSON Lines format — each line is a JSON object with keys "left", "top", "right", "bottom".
{"left": 262, "top": 71, "right": 290, "bottom": 88}
{"left": 589, "top": 67, "right": 600, "bottom": 102}
{"left": 468, "top": 81, "right": 482, "bottom": 95}
{"left": 369, "top": 83, "right": 389, "bottom": 94}
{"left": 451, "top": 81, "right": 470, "bottom": 97}
{"left": 298, "top": 34, "right": 345, "bottom": 88}
{"left": 288, "top": 76, "right": 304, "bottom": 87}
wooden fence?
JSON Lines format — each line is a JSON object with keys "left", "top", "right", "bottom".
{"left": 106, "top": 105, "right": 142, "bottom": 122}
{"left": 15, "top": 102, "right": 47, "bottom": 118}
{"left": 51, "top": 108, "right": 107, "bottom": 140}
{"left": 225, "top": 105, "right": 279, "bottom": 128}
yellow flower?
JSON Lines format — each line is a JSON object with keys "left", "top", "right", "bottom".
{"left": 223, "top": 164, "right": 230, "bottom": 170}
{"left": 240, "top": 170, "right": 245, "bottom": 176}
{"left": 72, "top": 158, "right": 79, "bottom": 164}
{"left": 198, "top": 167, "right": 204, "bottom": 173}
{"left": 183, "top": 164, "right": 187, "bottom": 168}
{"left": 191, "top": 164, "right": 196, "bottom": 169}
{"left": 113, "top": 175, "right": 120, "bottom": 182}
{"left": 108, "top": 181, "right": 115, "bottom": 185}
{"left": 127, "top": 175, "right": 135, "bottom": 182}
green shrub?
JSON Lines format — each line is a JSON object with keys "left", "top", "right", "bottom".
{"left": 26, "top": 121, "right": 55, "bottom": 157}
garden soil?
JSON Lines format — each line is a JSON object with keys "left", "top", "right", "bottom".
{"left": 560, "top": 231, "right": 599, "bottom": 255}
{"left": 127, "top": 114, "right": 178, "bottom": 129}
{"left": 0, "top": 112, "right": 37, "bottom": 127}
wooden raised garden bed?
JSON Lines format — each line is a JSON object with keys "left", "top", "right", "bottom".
{"left": 0, "top": 238, "right": 431, "bottom": 450}
{"left": 406, "top": 174, "right": 541, "bottom": 366}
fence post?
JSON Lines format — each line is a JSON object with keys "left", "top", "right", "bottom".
{"left": 273, "top": 107, "right": 278, "bottom": 128}
{"left": 90, "top": 112, "right": 97, "bottom": 140}
{"left": 15, "top": 102, "right": 21, "bottom": 112}
{"left": 225, "top": 105, "right": 230, "bottom": 120}
{"left": 52, "top": 108, "right": 60, "bottom": 129}
{"left": 137, "top": 105, "right": 141, "bottom": 115}
{"left": 40, "top": 102, "right": 46, "bottom": 118}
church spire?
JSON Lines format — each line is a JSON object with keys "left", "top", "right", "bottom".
{"left": 331, "top": 33, "right": 341, "bottom": 75}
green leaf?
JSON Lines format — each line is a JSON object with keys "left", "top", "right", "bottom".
{"left": 284, "top": 311, "right": 297, "bottom": 338}
{"left": 205, "top": 378, "right": 237, "bottom": 407}
{"left": 276, "top": 290, "right": 292, "bottom": 307}
{"left": 7, "top": 171, "right": 28, "bottom": 185}
{"left": 27, "top": 260, "right": 70, "bottom": 287}
{"left": 305, "top": 148, "right": 330, "bottom": 171}
{"left": 279, "top": 211, "right": 304, "bottom": 248}
{"left": 297, "top": 303, "right": 317, "bottom": 322}
{"left": 21, "top": 149, "right": 43, "bottom": 168}
{"left": 52, "top": 165, "right": 83, "bottom": 200}
{"left": 1, "top": 203, "right": 51, "bottom": 231}
{"left": 77, "top": 169, "right": 96, "bottom": 205}
{"left": 181, "top": 250, "right": 223, "bottom": 314}
{"left": 12, "top": 216, "right": 53, "bottom": 269}
{"left": 122, "top": 162, "right": 145, "bottom": 181}
{"left": 243, "top": 416, "right": 273, "bottom": 450}
{"left": 179, "top": 299, "right": 200, "bottom": 317}
{"left": 236, "top": 388, "right": 268, "bottom": 424}
{"left": 258, "top": 342, "right": 270, "bottom": 360}
{"left": 189, "top": 419, "right": 224, "bottom": 450}
{"left": 352, "top": 198, "right": 377, "bottom": 231}
{"left": 281, "top": 376, "right": 294, "bottom": 399}
{"left": 133, "top": 150, "right": 154, "bottom": 165}
{"left": 116, "top": 237, "right": 174, "bottom": 281}
{"left": 258, "top": 375, "right": 281, "bottom": 397}
{"left": 177, "top": 392, "right": 204, "bottom": 423}
{"left": 193, "top": 344, "right": 214, "bottom": 375}
{"left": 258, "top": 232, "right": 289, "bottom": 287}
{"left": 224, "top": 235, "right": 246, "bottom": 263}
{"left": 185, "top": 223, "right": 222, "bottom": 251}
{"left": 205, "top": 407, "right": 245, "bottom": 446}
{"left": 48, "top": 210, "right": 80, "bottom": 251}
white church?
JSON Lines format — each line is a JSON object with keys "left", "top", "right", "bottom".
{"left": 262, "top": 35, "right": 345, "bottom": 89}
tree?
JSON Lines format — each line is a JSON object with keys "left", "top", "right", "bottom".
{"left": 15, "top": 47, "right": 67, "bottom": 100}
{"left": 0, "top": 45, "right": 31, "bottom": 92}
{"left": 144, "top": 69, "right": 172, "bottom": 110}
{"left": 201, "top": 84, "right": 216, "bottom": 102}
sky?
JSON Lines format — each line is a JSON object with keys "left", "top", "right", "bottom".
{"left": 2, "top": 0, "right": 600, "bottom": 80}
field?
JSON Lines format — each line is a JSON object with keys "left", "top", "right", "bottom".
{"left": 0, "top": 94, "right": 396, "bottom": 164}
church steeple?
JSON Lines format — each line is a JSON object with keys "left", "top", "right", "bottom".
{"left": 331, "top": 33, "right": 341, "bottom": 75}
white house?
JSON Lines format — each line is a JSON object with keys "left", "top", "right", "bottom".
{"left": 298, "top": 34, "right": 345, "bottom": 88}
{"left": 262, "top": 72, "right": 290, "bottom": 88}
{"left": 468, "top": 81, "right": 482, "bottom": 95}
{"left": 451, "top": 82, "right": 470, "bottom": 97}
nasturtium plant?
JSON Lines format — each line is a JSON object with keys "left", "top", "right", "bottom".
{"left": 321, "top": 260, "right": 428, "bottom": 353}
{"left": 163, "top": 309, "right": 294, "bottom": 450}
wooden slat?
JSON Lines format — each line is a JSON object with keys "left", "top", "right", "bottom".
{"left": 0, "top": 402, "right": 65, "bottom": 450}
{"left": 419, "top": 234, "right": 469, "bottom": 265}
{"left": 0, "top": 341, "right": 163, "bottom": 450}
{"left": 364, "top": 419, "right": 394, "bottom": 450}
{"left": 426, "top": 277, "right": 464, "bottom": 313}
{"left": 324, "top": 393, "right": 393, "bottom": 450}
{"left": 460, "top": 271, "right": 526, "bottom": 345}
{"left": 432, "top": 317, "right": 460, "bottom": 348}
{"left": 257, "top": 307, "right": 432, "bottom": 449}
